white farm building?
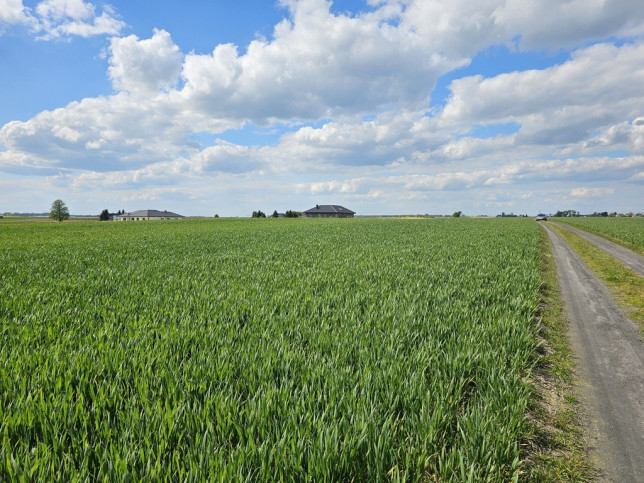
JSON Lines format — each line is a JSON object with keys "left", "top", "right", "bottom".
{"left": 120, "top": 210, "right": 184, "bottom": 221}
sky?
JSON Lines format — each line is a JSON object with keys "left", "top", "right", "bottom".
{"left": 1, "top": 0, "right": 643, "bottom": 217}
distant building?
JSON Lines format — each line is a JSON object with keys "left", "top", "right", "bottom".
{"left": 120, "top": 209, "right": 184, "bottom": 221}
{"left": 303, "top": 205, "right": 355, "bottom": 218}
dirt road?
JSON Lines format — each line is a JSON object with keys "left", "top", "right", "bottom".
{"left": 551, "top": 222, "right": 644, "bottom": 277}
{"left": 541, "top": 222, "right": 644, "bottom": 482}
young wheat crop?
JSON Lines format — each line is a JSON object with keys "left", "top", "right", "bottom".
{"left": 0, "top": 217, "right": 542, "bottom": 481}
{"left": 553, "top": 216, "right": 644, "bottom": 252}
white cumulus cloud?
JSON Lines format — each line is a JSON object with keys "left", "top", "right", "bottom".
{"left": 0, "top": 0, "right": 37, "bottom": 28}
{"left": 108, "top": 29, "right": 184, "bottom": 94}
{"left": 438, "top": 42, "right": 644, "bottom": 149}
{"left": 1, "top": 0, "right": 644, "bottom": 215}
{"left": 0, "top": 0, "right": 124, "bottom": 38}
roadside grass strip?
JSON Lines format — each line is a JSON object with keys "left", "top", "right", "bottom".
{"left": 553, "top": 217, "right": 644, "bottom": 256}
{"left": 550, "top": 223, "right": 644, "bottom": 333}
{"left": 2, "top": 218, "right": 547, "bottom": 480}
{"left": 522, "top": 227, "right": 596, "bottom": 481}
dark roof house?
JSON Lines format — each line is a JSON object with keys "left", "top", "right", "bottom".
{"left": 120, "top": 209, "right": 184, "bottom": 221}
{"left": 303, "top": 205, "right": 355, "bottom": 218}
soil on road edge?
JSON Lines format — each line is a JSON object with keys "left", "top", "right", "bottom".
{"left": 541, "top": 223, "right": 644, "bottom": 482}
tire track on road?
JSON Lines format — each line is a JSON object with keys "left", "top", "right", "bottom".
{"left": 541, "top": 223, "right": 644, "bottom": 482}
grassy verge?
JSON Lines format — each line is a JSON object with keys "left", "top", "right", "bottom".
{"left": 552, "top": 218, "right": 644, "bottom": 257}
{"left": 522, "top": 227, "right": 596, "bottom": 481}
{"left": 551, "top": 224, "right": 644, "bottom": 333}
{"left": 580, "top": 231, "right": 644, "bottom": 257}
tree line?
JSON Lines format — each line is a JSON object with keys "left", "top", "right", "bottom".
{"left": 553, "top": 210, "right": 637, "bottom": 217}
{"left": 252, "top": 210, "right": 301, "bottom": 218}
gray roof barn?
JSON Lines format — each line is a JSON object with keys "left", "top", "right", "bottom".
{"left": 120, "top": 210, "right": 184, "bottom": 221}
{"left": 303, "top": 205, "right": 355, "bottom": 218}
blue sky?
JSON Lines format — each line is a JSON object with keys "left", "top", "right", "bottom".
{"left": 1, "top": 0, "right": 643, "bottom": 216}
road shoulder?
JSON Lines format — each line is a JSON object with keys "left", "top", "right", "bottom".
{"left": 550, "top": 222, "right": 644, "bottom": 333}
{"left": 541, "top": 223, "right": 644, "bottom": 482}
{"left": 523, "top": 228, "right": 596, "bottom": 480}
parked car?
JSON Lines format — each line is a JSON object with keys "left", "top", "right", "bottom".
{"left": 535, "top": 214, "right": 548, "bottom": 221}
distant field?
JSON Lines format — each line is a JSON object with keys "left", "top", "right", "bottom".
{"left": 553, "top": 217, "right": 644, "bottom": 254}
{"left": 1, "top": 218, "right": 542, "bottom": 480}
{"left": 0, "top": 216, "right": 50, "bottom": 222}
{"left": 0, "top": 216, "right": 98, "bottom": 222}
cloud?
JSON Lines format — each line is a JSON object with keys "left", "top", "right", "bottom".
{"left": 438, "top": 42, "right": 644, "bottom": 148}
{"left": 108, "top": 29, "right": 184, "bottom": 94}
{"left": 3, "top": 32, "right": 643, "bottom": 180}
{"left": 121, "top": 186, "right": 196, "bottom": 202}
{"left": 442, "top": 43, "right": 644, "bottom": 122}
{"left": 6, "top": 3, "right": 643, "bottom": 158}
{"left": 573, "top": 119, "right": 644, "bottom": 155}
{"left": 0, "top": 149, "right": 62, "bottom": 175}
{"left": 2, "top": 0, "right": 644, "bottom": 215}
{"left": 37, "top": 0, "right": 124, "bottom": 39}
{"left": 493, "top": 0, "right": 644, "bottom": 49}
{"left": 1, "top": 2, "right": 460, "bottom": 171}
{"left": 294, "top": 155, "right": 644, "bottom": 197}
{"left": 0, "top": 0, "right": 37, "bottom": 29}
{"left": 273, "top": 113, "right": 420, "bottom": 169}
{"left": 570, "top": 187, "right": 615, "bottom": 198}
{"left": 36, "top": 0, "right": 96, "bottom": 23}
{"left": 191, "top": 142, "right": 264, "bottom": 174}
{"left": 176, "top": 0, "right": 458, "bottom": 124}
{"left": 308, "top": 178, "right": 369, "bottom": 195}
{"left": 0, "top": 92, "right": 198, "bottom": 172}
{"left": 397, "top": 0, "right": 644, "bottom": 55}
{"left": 0, "top": 0, "right": 124, "bottom": 38}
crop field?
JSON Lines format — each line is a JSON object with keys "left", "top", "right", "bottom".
{"left": 1, "top": 218, "right": 542, "bottom": 481}
{"left": 553, "top": 217, "right": 644, "bottom": 253}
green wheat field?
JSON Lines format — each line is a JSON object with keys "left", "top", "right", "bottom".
{"left": 1, "top": 217, "right": 543, "bottom": 481}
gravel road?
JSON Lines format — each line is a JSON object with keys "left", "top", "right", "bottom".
{"left": 541, "top": 222, "right": 644, "bottom": 482}
{"left": 551, "top": 222, "right": 644, "bottom": 277}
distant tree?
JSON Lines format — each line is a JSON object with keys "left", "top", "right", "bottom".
{"left": 554, "top": 209, "right": 580, "bottom": 217}
{"left": 214, "top": 214, "right": 219, "bottom": 218}
{"left": 452, "top": 211, "right": 462, "bottom": 217}
{"left": 271, "top": 210, "right": 279, "bottom": 218}
{"left": 99, "top": 209, "right": 110, "bottom": 221}
{"left": 252, "top": 210, "right": 266, "bottom": 218}
{"left": 49, "top": 199, "right": 70, "bottom": 222}
{"left": 284, "top": 210, "right": 301, "bottom": 218}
